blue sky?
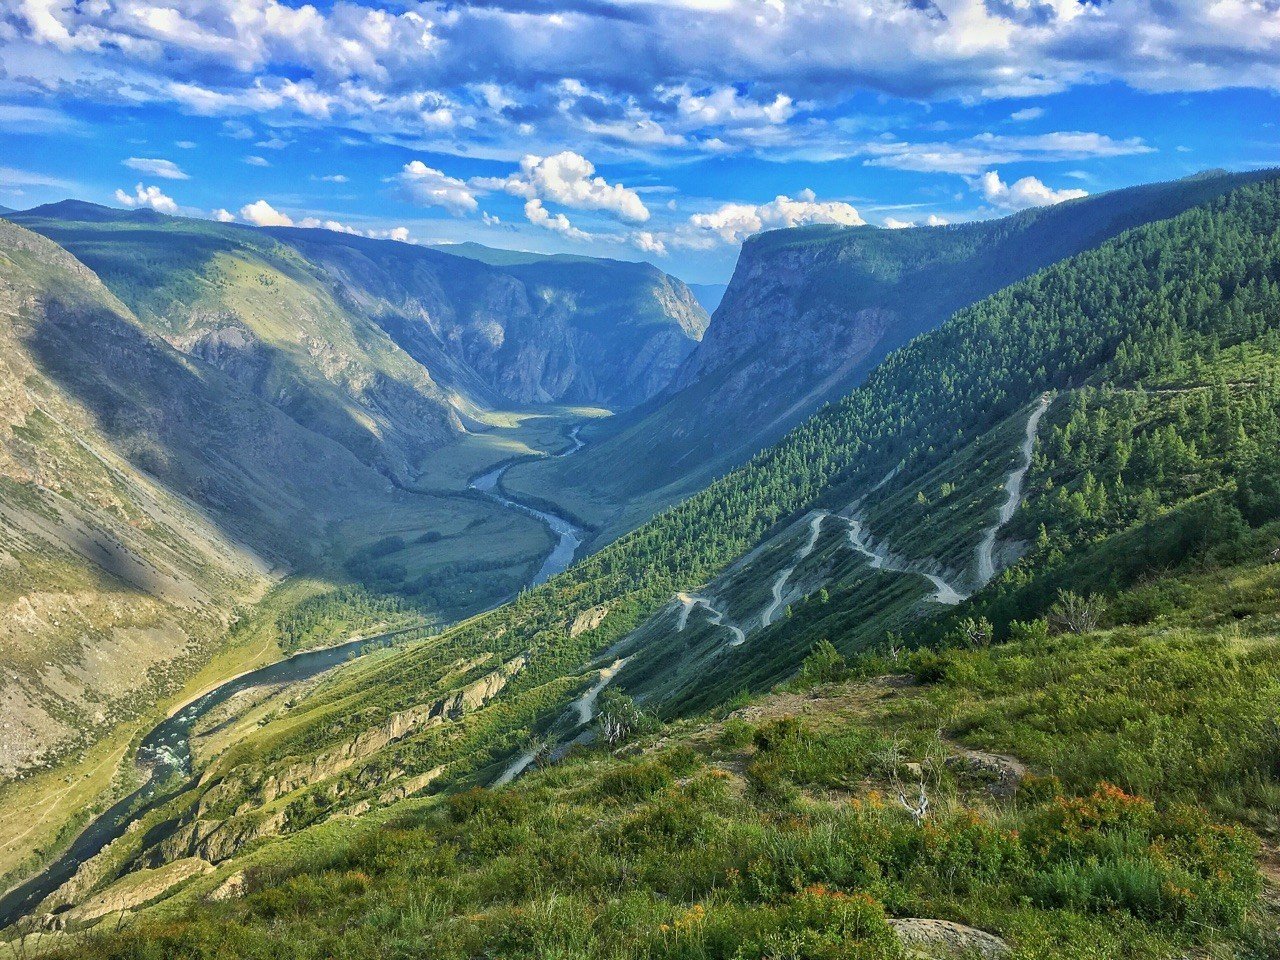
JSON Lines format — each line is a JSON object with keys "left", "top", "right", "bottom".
{"left": 2, "top": 1, "right": 1279, "bottom": 283}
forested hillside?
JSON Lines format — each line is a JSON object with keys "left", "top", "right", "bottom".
{"left": 508, "top": 168, "right": 1278, "bottom": 544}
{"left": 20, "top": 175, "right": 1280, "bottom": 958}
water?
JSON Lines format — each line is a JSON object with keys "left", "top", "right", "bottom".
{"left": 0, "top": 626, "right": 417, "bottom": 929}
{"left": 468, "top": 426, "right": 588, "bottom": 587}
{"left": 1, "top": 423, "right": 592, "bottom": 929}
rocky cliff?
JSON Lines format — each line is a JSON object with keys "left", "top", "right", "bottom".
{"left": 279, "top": 231, "right": 709, "bottom": 410}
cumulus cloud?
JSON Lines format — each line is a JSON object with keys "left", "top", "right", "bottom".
{"left": 114, "top": 182, "right": 178, "bottom": 213}
{"left": 689, "top": 189, "right": 864, "bottom": 244}
{"left": 4, "top": 0, "right": 1280, "bottom": 170}
{"left": 882, "top": 213, "right": 951, "bottom": 229}
{"left": 475, "top": 152, "right": 649, "bottom": 223}
{"left": 395, "top": 161, "right": 478, "bottom": 216}
{"left": 972, "top": 171, "right": 1088, "bottom": 211}
{"left": 630, "top": 231, "right": 668, "bottom": 256}
{"left": 524, "top": 199, "right": 591, "bottom": 241}
{"left": 663, "top": 85, "right": 796, "bottom": 128}
{"left": 212, "top": 208, "right": 236, "bottom": 222}
{"left": 239, "top": 199, "right": 293, "bottom": 226}
{"left": 244, "top": 155, "right": 270, "bottom": 167}
{"left": 1009, "top": 107, "right": 1045, "bottom": 122}
{"left": 123, "top": 157, "right": 189, "bottom": 180}
{"left": 316, "top": 174, "right": 348, "bottom": 183}
{"left": 296, "top": 216, "right": 412, "bottom": 242}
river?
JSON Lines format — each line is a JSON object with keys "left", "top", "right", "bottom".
{"left": 0, "top": 625, "right": 416, "bottom": 929}
{"left": 468, "top": 425, "right": 587, "bottom": 587}
{"left": 0, "top": 423, "right": 590, "bottom": 930}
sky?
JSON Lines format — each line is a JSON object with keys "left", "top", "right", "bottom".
{"left": 2, "top": 1, "right": 1279, "bottom": 283}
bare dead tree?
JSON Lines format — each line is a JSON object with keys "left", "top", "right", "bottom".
{"left": 898, "top": 780, "right": 930, "bottom": 826}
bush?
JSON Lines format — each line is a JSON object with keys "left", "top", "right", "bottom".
{"left": 797, "top": 640, "right": 849, "bottom": 687}
{"left": 596, "top": 762, "right": 673, "bottom": 803}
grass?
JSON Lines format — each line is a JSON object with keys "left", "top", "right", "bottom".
{"left": 37, "top": 617, "right": 1275, "bottom": 959}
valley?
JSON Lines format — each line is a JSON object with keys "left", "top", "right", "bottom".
{"left": 6, "top": 170, "right": 1280, "bottom": 960}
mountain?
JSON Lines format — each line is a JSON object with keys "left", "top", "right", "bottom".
{"left": 10, "top": 205, "right": 708, "bottom": 482}
{"left": 507, "top": 168, "right": 1279, "bottom": 543}
{"left": 0, "top": 215, "right": 583, "bottom": 793}
{"left": 688, "top": 281, "right": 728, "bottom": 314}
{"left": 10, "top": 203, "right": 464, "bottom": 484}
{"left": 22, "top": 174, "right": 1280, "bottom": 957}
{"left": 278, "top": 228, "right": 709, "bottom": 409}
{"left": 0, "top": 203, "right": 707, "bottom": 883}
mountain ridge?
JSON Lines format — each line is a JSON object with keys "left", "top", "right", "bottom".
{"left": 506, "top": 167, "right": 1280, "bottom": 545}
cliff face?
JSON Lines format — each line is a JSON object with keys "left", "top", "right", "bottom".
{"left": 504, "top": 168, "right": 1280, "bottom": 546}
{"left": 283, "top": 232, "right": 709, "bottom": 410}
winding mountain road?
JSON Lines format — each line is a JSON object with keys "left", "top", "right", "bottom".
{"left": 843, "top": 517, "right": 966, "bottom": 605}
{"left": 676, "top": 592, "right": 746, "bottom": 645}
{"left": 762, "top": 511, "right": 829, "bottom": 626}
{"left": 975, "top": 394, "right": 1052, "bottom": 585}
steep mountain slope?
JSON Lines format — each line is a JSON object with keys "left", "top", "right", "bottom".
{"left": 0, "top": 215, "right": 564, "bottom": 807}
{"left": 18, "top": 174, "right": 1280, "bottom": 946}
{"left": 12, "top": 206, "right": 706, "bottom": 458}
{"left": 16, "top": 173, "right": 1280, "bottom": 959}
{"left": 508, "top": 168, "right": 1278, "bottom": 542}
{"left": 0, "top": 218, "right": 282, "bottom": 779}
{"left": 10, "top": 203, "right": 466, "bottom": 485}
{"left": 280, "top": 229, "right": 708, "bottom": 410}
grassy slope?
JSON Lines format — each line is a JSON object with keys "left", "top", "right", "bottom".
{"left": 42, "top": 559, "right": 1280, "bottom": 959}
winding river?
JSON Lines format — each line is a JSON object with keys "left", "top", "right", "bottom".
{"left": 0, "top": 423, "right": 590, "bottom": 930}
{"left": 468, "top": 425, "right": 587, "bottom": 587}
{"left": 0, "top": 626, "right": 416, "bottom": 929}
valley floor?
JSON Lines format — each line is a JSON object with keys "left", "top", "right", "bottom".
{"left": 0, "top": 404, "right": 604, "bottom": 915}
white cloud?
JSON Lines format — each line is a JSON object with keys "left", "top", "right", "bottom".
{"left": 6, "top": 0, "right": 1280, "bottom": 169}
{"left": 524, "top": 198, "right": 591, "bottom": 241}
{"left": 114, "top": 182, "right": 178, "bottom": 214}
{"left": 663, "top": 85, "right": 796, "bottom": 128}
{"left": 1009, "top": 107, "right": 1045, "bottom": 122}
{"left": 883, "top": 217, "right": 915, "bottom": 229}
{"left": 972, "top": 170, "right": 1088, "bottom": 211}
{"left": 255, "top": 137, "right": 290, "bottom": 149}
{"left": 925, "top": 214, "right": 950, "bottom": 227}
{"left": 476, "top": 152, "right": 649, "bottom": 223}
{"left": 239, "top": 199, "right": 293, "bottom": 226}
{"left": 630, "top": 231, "right": 668, "bottom": 256}
{"left": 0, "top": 166, "right": 74, "bottom": 190}
{"left": 862, "top": 131, "right": 1155, "bottom": 175}
{"left": 316, "top": 174, "right": 348, "bottom": 183}
{"left": 175, "top": 140, "right": 197, "bottom": 149}
{"left": 395, "top": 161, "right": 478, "bottom": 216}
{"left": 123, "top": 156, "right": 189, "bottom": 180}
{"left": 689, "top": 189, "right": 864, "bottom": 244}
{"left": 212, "top": 208, "right": 236, "bottom": 222}
{"left": 244, "top": 155, "right": 270, "bottom": 167}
